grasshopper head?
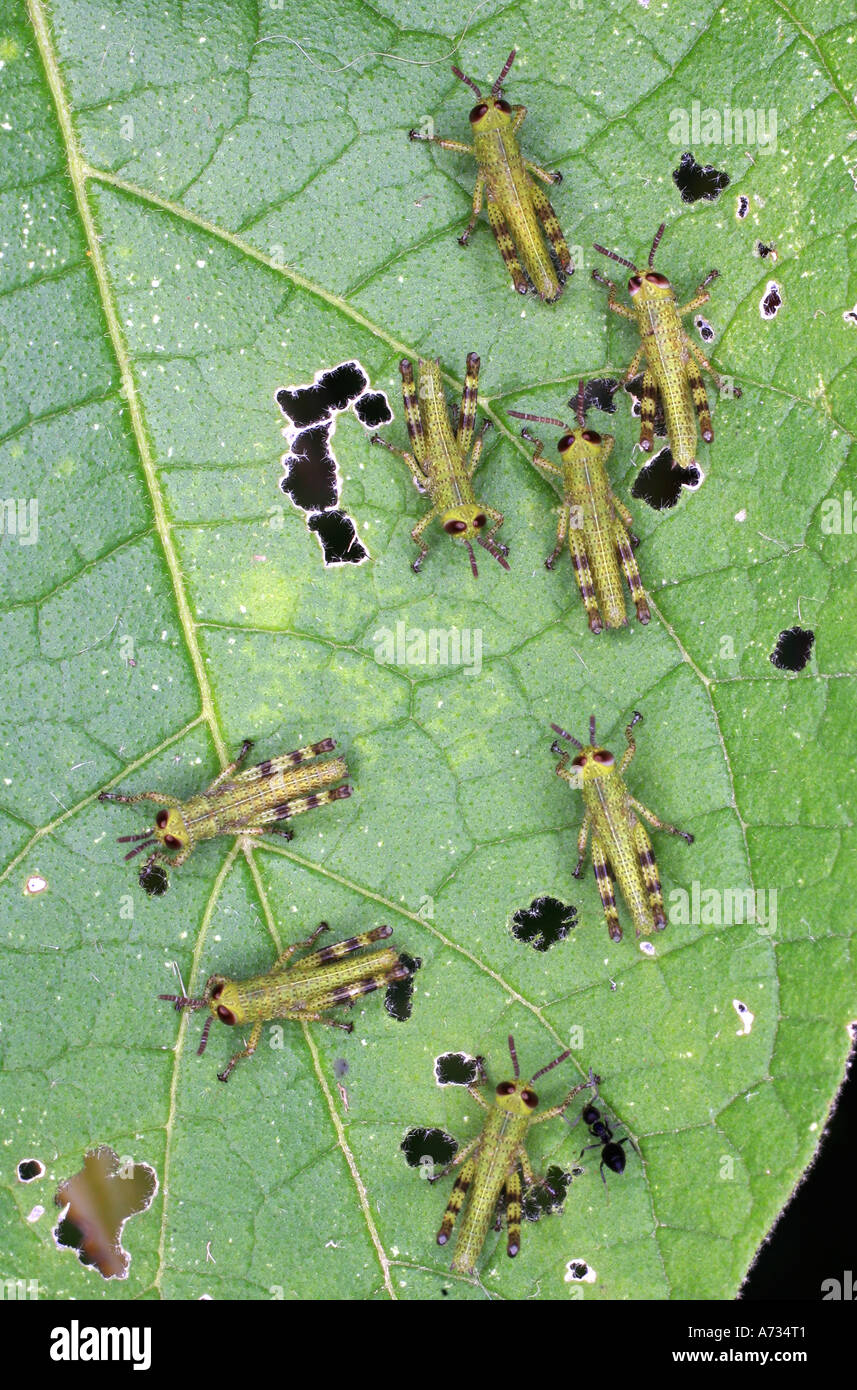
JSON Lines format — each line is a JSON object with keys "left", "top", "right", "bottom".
{"left": 568, "top": 744, "right": 617, "bottom": 783}
{"left": 204, "top": 975, "right": 245, "bottom": 1028}
{"left": 153, "top": 806, "right": 190, "bottom": 856}
{"left": 495, "top": 1077, "right": 541, "bottom": 1115}
{"left": 440, "top": 506, "right": 510, "bottom": 577}
{"left": 628, "top": 269, "right": 673, "bottom": 301}
{"left": 467, "top": 94, "right": 515, "bottom": 132}
{"left": 556, "top": 427, "right": 613, "bottom": 462}
{"left": 551, "top": 716, "right": 616, "bottom": 782}
{"left": 453, "top": 49, "right": 518, "bottom": 133}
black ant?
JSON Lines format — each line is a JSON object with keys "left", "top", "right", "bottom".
{"left": 569, "top": 1071, "right": 637, "bottom": 1186}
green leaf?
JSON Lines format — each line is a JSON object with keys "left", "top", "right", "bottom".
{"left": 2, "top": 0, "right": 855, "bottom": 1300}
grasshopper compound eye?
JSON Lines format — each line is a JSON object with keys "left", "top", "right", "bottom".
{"left": 521, "top": 1089, "right": 538, "bottom": 1109}
{"left": 496, "top": 98, "right": 512, "bottom": 114}
{"left": 444, "top": 519, "right": 468, "bottom": 534}
{"left": 469, "top": 102, "right": 489, "bottom": 122}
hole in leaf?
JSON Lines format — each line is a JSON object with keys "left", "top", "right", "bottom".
{"left": 695, "top": 315, "right": 714, "bottom": 342}
{"left": 672, "top": 150, "right": 729, "bottom": 203}
{"left": 754, "top": 240, "right": 777, "bottom": 261}
{"left": 770, "top": 626, "right": 814, "bottom": 672}
{"left": 760, "top": 281, "right": 782, "bottom": 319}
{"left": 53, "top": 1147, "right": 157, "bottom": 1280}
{"left": 632, "top": 448, "right": 700, "bottom": 509}
{"left": 385, "top": 952, "right": 421, "bottom": 1021}
{"left": 276, "top": 360, "right": 369, "bottom": 428}
{"left": 280, "top": 424, "right": 339, "bottom": 512}
{"left": 435, "top": 1052, "right": 482, "bottom": 1086}
{"left": 577, "top": 377, "right": 620, "bottom": 415}
{"left": 510, "top": 895, "right": 578, "bottom": 952}
{"left": 139, "top": 861, "right": 169, "bottom": 896}
{"left": 354, "top": 390, "right": 393, "bottom": 430}
{"left": 522, "top": 1165, "right": 574, "bottom": 1221}
{"left": 400, "top": 1127, "right": 457, "bottom": 1169}
{"left": 566, "top": 1259, "right": 590, "bottom": 1281}
{"left": 18, "top": 1159, "right": 44, "bottom": 1182}
{"left": 625, "top": 376, "right": 667, "bottom": 437}
{"left": 307, "top": 509, "right": 369, "bottom": 565}
{"left": 736, "top": 194, "right": 749, "bottom": 219}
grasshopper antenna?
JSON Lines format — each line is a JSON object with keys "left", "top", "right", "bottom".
{"left": 593, "top": 241, "right": 637, "bottom": 272}
{"left": 531, "top": 1048, "right": 572, "bottom": 1081}
{"left": 508, "top": 409, "right": 569, "bottom": 430}
{"left": 589, "top": 713, "right": 597, "bottom": 744}
{"left": 575, "top": 380, "right": 586, "bottom": 429}
{"left": 121, "top": 838, "right": 156, "bottom": 861}
{"left": 648, "top": 222, "right": 666, "bottom": 266}
{"left": 451, "top": 64, "right": 482, "bottom": 99}
{"left": 508, "top": 1034, "right": 520, "bottom": 1077}
{"left": 550, "top": 722, "right": 583, "bottom": 750}
{"left": 477, "top": 535, "right": 511, "bottom": 571}
{"left": 197, "top": 1015, "right": 214, "bottom": 1055}
{"left": 492, "top": 49, "right": 516, "bottom": 95}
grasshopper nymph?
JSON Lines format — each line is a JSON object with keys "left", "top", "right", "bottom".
{"left": 509, "top": 381, "right": 650, "bottom": 632}
{"left": 160, "top": 923, "right": 411, "bottom": 1082}
{"left": 592, "top": 223, "right": 741, "bottom": 477}
{"left": 552, "top": 712, "right": 693, "bottom": 941}
{"left": 100, "top": 738, "right": 351, "bottom": 879}
{"left": 409, "top": 49, "right": 573, "bottom": 301}
{"left": 371, "top": 354, "right": 509, "bottom": 577}
{"left": 432, "top": 1036, "right": 596, "bottom": 1276}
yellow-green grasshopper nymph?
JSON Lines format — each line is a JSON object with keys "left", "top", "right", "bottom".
{"left": 371, "top": 353, "right": 510, "bottom": 577}
{"left": 433, "top": 1035, "right": 597, "bottom": 1275}
{"left": 160, "top": 922, "right": 411, "bottom": 1082}
{"left": 99, "top": 737, "right": 351, "bottom": 880}
{"left": 509, "top": 380, "right": 650, "bottom": 632}
{"left": 551, "top": 711, "right": 693, "bottom": 942}
{"left": 592, "top": 222, "right": 741, "bottom": 478}
{"left": 409, "top": 49, "right": 573, "bottom": 302}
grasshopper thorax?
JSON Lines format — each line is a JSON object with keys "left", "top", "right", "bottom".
{"left": 568, "top": 745, "right": 617, "bottom": 782}
{"left": 154, "top": 806, "right": 190, "bottom": 855}
{"left": 494, "top": 1078, "right": 540, "bottom": 1115}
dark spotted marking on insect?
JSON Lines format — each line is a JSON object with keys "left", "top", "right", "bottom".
{"left": 435, "top": 1051, "right": 483, "bottom": 1086}
{"left": 401, "top": 1127, "right": 458, "bottom": 1170}
{"left": 672, "top": 150, "right": 729, "bottom": 203}
{"left": 385, "top": 951, "right": 421, "bottom": 1021}
{"left": 632, "top": 446, "right": 700, "bottom": 509}
{"left": 770, "top": 626, "right": 814, "bottom": 672}
{"left": 307, "top": 508, "right": 369, "bottom": 566}
{"left": 510, "top": 895, "right": 578, "bottom": 952}
{"left": 760, "top": 281, "right": 782, "bottom": 319}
